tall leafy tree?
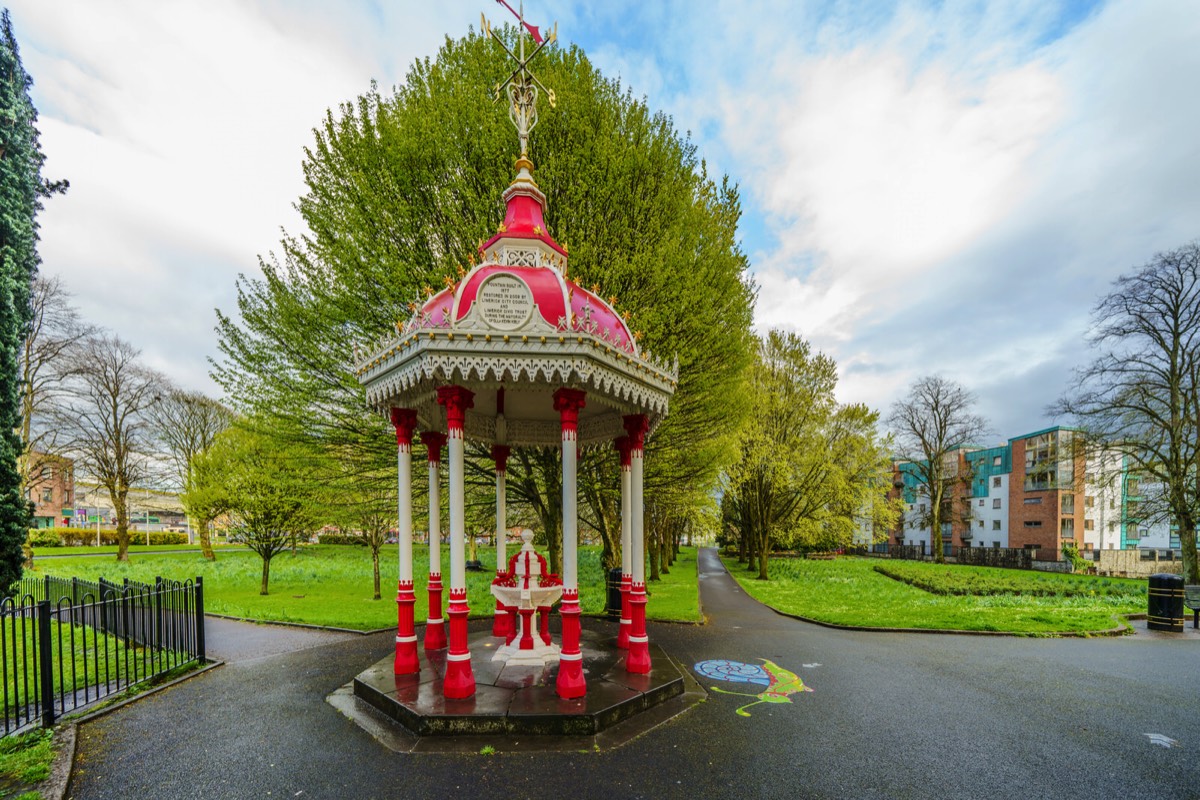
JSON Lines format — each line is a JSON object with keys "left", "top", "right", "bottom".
{"left": 147, "top": 389, "right": 232, "bottom": 560}
{"left": 212, "top": 31, "right": 754, "bottom": 576}
{"left": 1056, "top": 242, "right": 1200, "bottom": 584}
{"left": 887, "top": 375, "right": 989, "bottom": 564}
{"left": 724, "top": 331, "right": 898, "bottom": 579}
{"left": 0, "top": 11, "right": 67, "bottom": 590}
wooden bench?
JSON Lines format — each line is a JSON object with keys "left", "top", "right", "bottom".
{"left": 1186, "top": 585, "right": 1200, "bottom": 630}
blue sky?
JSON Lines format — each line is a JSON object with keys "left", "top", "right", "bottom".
{"left": 10, "top": 0, "right": 1200, "bottom": 440}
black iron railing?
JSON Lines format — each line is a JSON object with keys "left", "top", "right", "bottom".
{"left": 0, "top": 575, "right": 205, "bottom": 736}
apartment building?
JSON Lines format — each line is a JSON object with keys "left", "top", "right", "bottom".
{"left": 886, "top": 425, "right": 1195, "bottom": 560}
{"left": 26, "top": 453, "right": 75, "bottom": 529}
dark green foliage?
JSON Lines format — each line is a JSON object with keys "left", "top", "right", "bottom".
{"left": 27, "top": 528, "right": 189, "bottom": 548}
{"left": 315, "top": 533, "right": 368, "bottom": 546}
{"left": 0, "top": 12, "right": 65, "bottom": 592}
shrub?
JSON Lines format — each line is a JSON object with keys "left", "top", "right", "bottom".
{"left": 26, "top": 528, "right": 188, "bottom": 547}
{"left": 316, "top": 533, "right": 367, "bottom": 546}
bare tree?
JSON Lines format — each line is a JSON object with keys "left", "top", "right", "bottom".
{"left": 888, "top": 375, "right": 989, "bottom": 564}
{"left": 19, "top": 275, "right": 97, "bottom": 490}
{"left": 1056, "top": 242, "right": 1200, "bottom": 584}
{"left": 59, "top": 334, "right": 167, "bottom": 561}
{"left": 147, "top": 389, "right": 232, "bottom": 559}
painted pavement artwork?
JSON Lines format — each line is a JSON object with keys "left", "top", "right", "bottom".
{"left": 694, "top": 659, "right": 813, "bottom": 717}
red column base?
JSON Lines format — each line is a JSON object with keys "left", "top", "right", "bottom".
{"left": 394, "top": 581, "right": 419, "bottom": 675}
{"left": 425, "top": 575, "right": 446, "bottom": 651}
{"left": 556, "top": 595, "right": 586, "bottom": 699}
{"left": 519, "top": 608, "right": 536, "bottom": 650}
{"left": 538, "top": 606, "right": 552, "bottom": 646}
{"left": 617, "top": 574, "right": 632, "bottom": 649}
{"left": 626, "top": 588, "right": 651, "bottom": 674}
{"left": 491, "top": 594, "right": 510, "bottom": 638}
{"left": 443, "top": 594, "right": 474, "bottom": 699}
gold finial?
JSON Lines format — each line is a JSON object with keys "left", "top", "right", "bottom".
{"left": 608, "top": 295, "right": 618, "bottom": 307}
{"left": 456, "top": 264, "right": 467, "bottom": 277}
{"left": 423, "top": 286, "right": 434, "bottom": 297}
{"left": 498, "top": 222, "right": 508, "bottom": 234}
{"left": 634, "top": 330, "right": 643, "bottom": 341}
{"left": 443, "top": 275, "right": 455, "bottom": 288}
{"left": 408, "top": 301, "right": 418, "bottom": 312}
{"left": 481, "top": 1, "right": 558, "bottom": 160}
{"left": 590, "top": 283, "right": 600, "bottom": 293}
{"left": 622, "top": 310, "right": 630, "bottom": 321}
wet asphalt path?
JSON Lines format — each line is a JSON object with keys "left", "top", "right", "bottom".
{"left": 69, "top": 549, "right": 1200, "bottom": 799}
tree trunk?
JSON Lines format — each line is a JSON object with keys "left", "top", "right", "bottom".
{"left": 197, "top": 518, "right": 216, "bottom": 561}
{"left": 1179, "top": 508, "right": 1198, "bottom": 585}
{"left": 114, "top": 487, "right": 129, "bottom": 562}
{"left": 260, "top": 556, "right": 271, "bottom": 595}
{"left": 757, "top": 526, "right": 769, "bottom": 580}
{"left": 372, "top": 546, "right": 381, "bottom": 601}
{"left": 648, "top": 529, "right": 661, "bottom": 581}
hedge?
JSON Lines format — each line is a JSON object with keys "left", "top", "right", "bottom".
{"left": 316, "top": 533, "right": 368, "bottom": 546}
{"left": 27, "top": 528, "right": 189, "bottom": 548}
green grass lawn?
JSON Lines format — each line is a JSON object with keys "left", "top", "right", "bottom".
{"left": 31, "top": 545, "right": 702, "bottom": 630}
{"left": 31, "top": 544, "right": 238, "bottom": 557}
{"left": 0, "top": 727, "right": 53, "bottom": 799}
{"left": 721, "top": 555, "right": 1145, "bottom": 634}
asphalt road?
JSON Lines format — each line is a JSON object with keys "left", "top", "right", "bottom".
{"left": 68, "top": 549, "right": 1200, "bottom": 799}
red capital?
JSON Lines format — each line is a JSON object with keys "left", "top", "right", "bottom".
{"left": 437, "top": 385, "right": 475, "bottom": 432}
{"left": 491, "top": 444, "right": 511, "bottom": 473}
{"left": 389, "top": 408, "right": 419, "bottom": 447}
{"left": 553, "top": 388, "right": 587, "bottom": 433}
{"left": 623, "top": 414, "right": 649, "bottom": 452}
{"left": 420, "top": 431, "right": 446, "bottom": 463}
{"left": 614, "top": 435, "right": 633, "bottom": 467}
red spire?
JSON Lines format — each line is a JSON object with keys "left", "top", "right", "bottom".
{"left": 480, "top": 157, "right": 568, "bottom": 257}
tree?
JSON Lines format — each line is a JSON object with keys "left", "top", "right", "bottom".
{"left": 0, "top": 11, "right": 67, "bottom": 591}
{"left": 724, "top": 331, "right": 899, "bottom": 579}
{"left": 211, "top": 30, "right": 755, "bottom": 580}
{"left": 189, "top": 423, "right": 319, "bottom": 595}
{"left": 20, "top": 276, "right": 95, "bottom": 487}
{"left": 1056, "top": 242, "right": 1200, "bottom": 584}
{"left": 147, "top": 389, "right": 232, "bottom": 560}
{"left": 887, "top": 375, "right": 989, "bottom": 564}
{"left": 58, "top": 334, "right": 166, "bottom": 562}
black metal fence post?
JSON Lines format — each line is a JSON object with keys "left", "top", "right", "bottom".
{"left": 195, "top": 577, "right": 205, "bottom": 664}
{"left": 36, "top": 601, "right": 54, "bottom": 728}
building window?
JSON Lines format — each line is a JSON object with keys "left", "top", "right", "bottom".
{"left": 978, "top": 499, "right": 984, "bottom": 507}
{"left": 992, "top": 477, "right": 1002, "bottom": 488}
{"left": 1127, "top": 478, "right": 1140, "bottom": 496}
{"left": 1127, "top": 526, "right": 1140, "bottom": 540}
{"left": 1084, "top": 496, "right": 1094, "bottom": 508}
{"left": 1061, "top": 494, "right": 1074, "bottom": 514}
{"left": 1024, "top": 497, "right": 1042, "bottom": 505}
{"left": 993, "top": 456, "right": 1002, "bottom": 467}
{"left": 993, "top": 541, "right": 1001, "bottom": 548}
{"left": 992, "top": 520, "right": 1001, "bottom": 531}
{"left": 1024, "top": 521, "right": 1042, "bottom": 528}
{"left": 992, "top": 499, "right": 1001, "bottom": 509}
{"left": 1061, "top": 518, "right": 1074, "bottom": 537}
{"left": 40, "top": 467, "right": 51, "bottom": 480}
{"left": 978, "top": 520, "right": 984, "bottom": 528}
{"left": 1084, "top": 519, "right": 1094, "bottom": 531}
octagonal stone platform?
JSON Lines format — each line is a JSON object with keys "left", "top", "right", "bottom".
{"left": 352, "top": 629, "right": 686, "bottom": 737}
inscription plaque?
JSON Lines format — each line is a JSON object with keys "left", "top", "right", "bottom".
{"left": 477, "top": 273, "right": 534, "bottom": 330}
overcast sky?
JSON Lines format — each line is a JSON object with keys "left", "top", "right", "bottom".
{"left": 10, "top": 0, "right": 1200, "bottom": 442}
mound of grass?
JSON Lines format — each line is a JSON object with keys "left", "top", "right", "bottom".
{"left": 0, "top": 727, "right": 54, "bottom": 798}
{"left": 872, "top": 561, "right": 1146, "bottom": 599}
{"left": 722, "top": 555, "right": 1143, "bottom": 634}
{"left": 32, "top": 545, "right": 701, "bottom": 630}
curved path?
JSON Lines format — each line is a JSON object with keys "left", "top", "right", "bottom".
{"left": 68, "top": 549, "right": 1199, "bottom": 799}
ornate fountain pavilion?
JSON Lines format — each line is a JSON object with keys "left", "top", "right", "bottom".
{"left": 341, "top": 7, "right": 696, "bottom": 740}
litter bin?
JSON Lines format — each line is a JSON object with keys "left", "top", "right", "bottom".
{"left": 605, "top": 567, "right": 623, "bottom": 619}
{"left": 1148, "top": 573, "right": 1185, "bottom": 632}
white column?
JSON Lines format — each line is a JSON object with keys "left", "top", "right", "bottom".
{"left": 562, "top": 432, "right": 578, "bottom": 592}
{"left": 631, "top": 445, "right": 645, "bottom": 588}
{"left": 428, "top": 458, "right": 441, "bottom": 577}
{"left": 621, "top": 463, "right": 632, "bottom": 579}
{"left": 399, "top": 445, "right": 412, "bottom": 583}
{"left": 449, "top": 430, "right": 465, "bottom": 592}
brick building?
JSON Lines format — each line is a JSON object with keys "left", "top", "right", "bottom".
{"left": 26, "top": 453, "right": 75, "bottom": 529}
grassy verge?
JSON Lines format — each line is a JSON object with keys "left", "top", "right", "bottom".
{"left": 32, "top": 545, "right": 702, "bottom": 630}
{"left": 721, "top": 555, "right": 1144, "bottom": 634}
{"left": 0, "top": 727, "right": 53, "bottom": 799}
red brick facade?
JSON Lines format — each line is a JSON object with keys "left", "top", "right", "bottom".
{"left": 1008, "top": 432, "right": 1084, "bottom": 561}
{"left": 27, "top": 454, "right": 75, "bottom": 528}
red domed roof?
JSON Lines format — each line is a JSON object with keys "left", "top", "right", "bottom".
{"left": 409, "top": 159, "right": 636, "bottom": 353}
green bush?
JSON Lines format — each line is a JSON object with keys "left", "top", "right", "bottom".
{"left": 27, "top": 528, "right": 188, "bottom": 548}
{"left": 316, "top": 533, "right": 367, "bottom": 546}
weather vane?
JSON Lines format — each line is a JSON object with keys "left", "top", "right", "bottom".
{"left": 481, "top": 0, "right": 558, "bottom": 160}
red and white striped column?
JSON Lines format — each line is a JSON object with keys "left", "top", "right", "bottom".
{"left": 624, "top": 414, "right": 651, "bottom": 674}
{"left": 614, "top": 435, "right": 633, "bottom": 649}
{"left": 554, "top": 387, "right": 587, "bottom": 699}
{"left": 437, "top": 385, "right": 475, "bottom": 699}
{"left": 389, "top": 408, "right": 420, "bottom": 675}
{"left": 420, "top": 430, "right": 447, "bottom": 651}
{"left": 491, "top": 443, "right": 511, "bottom": 638}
